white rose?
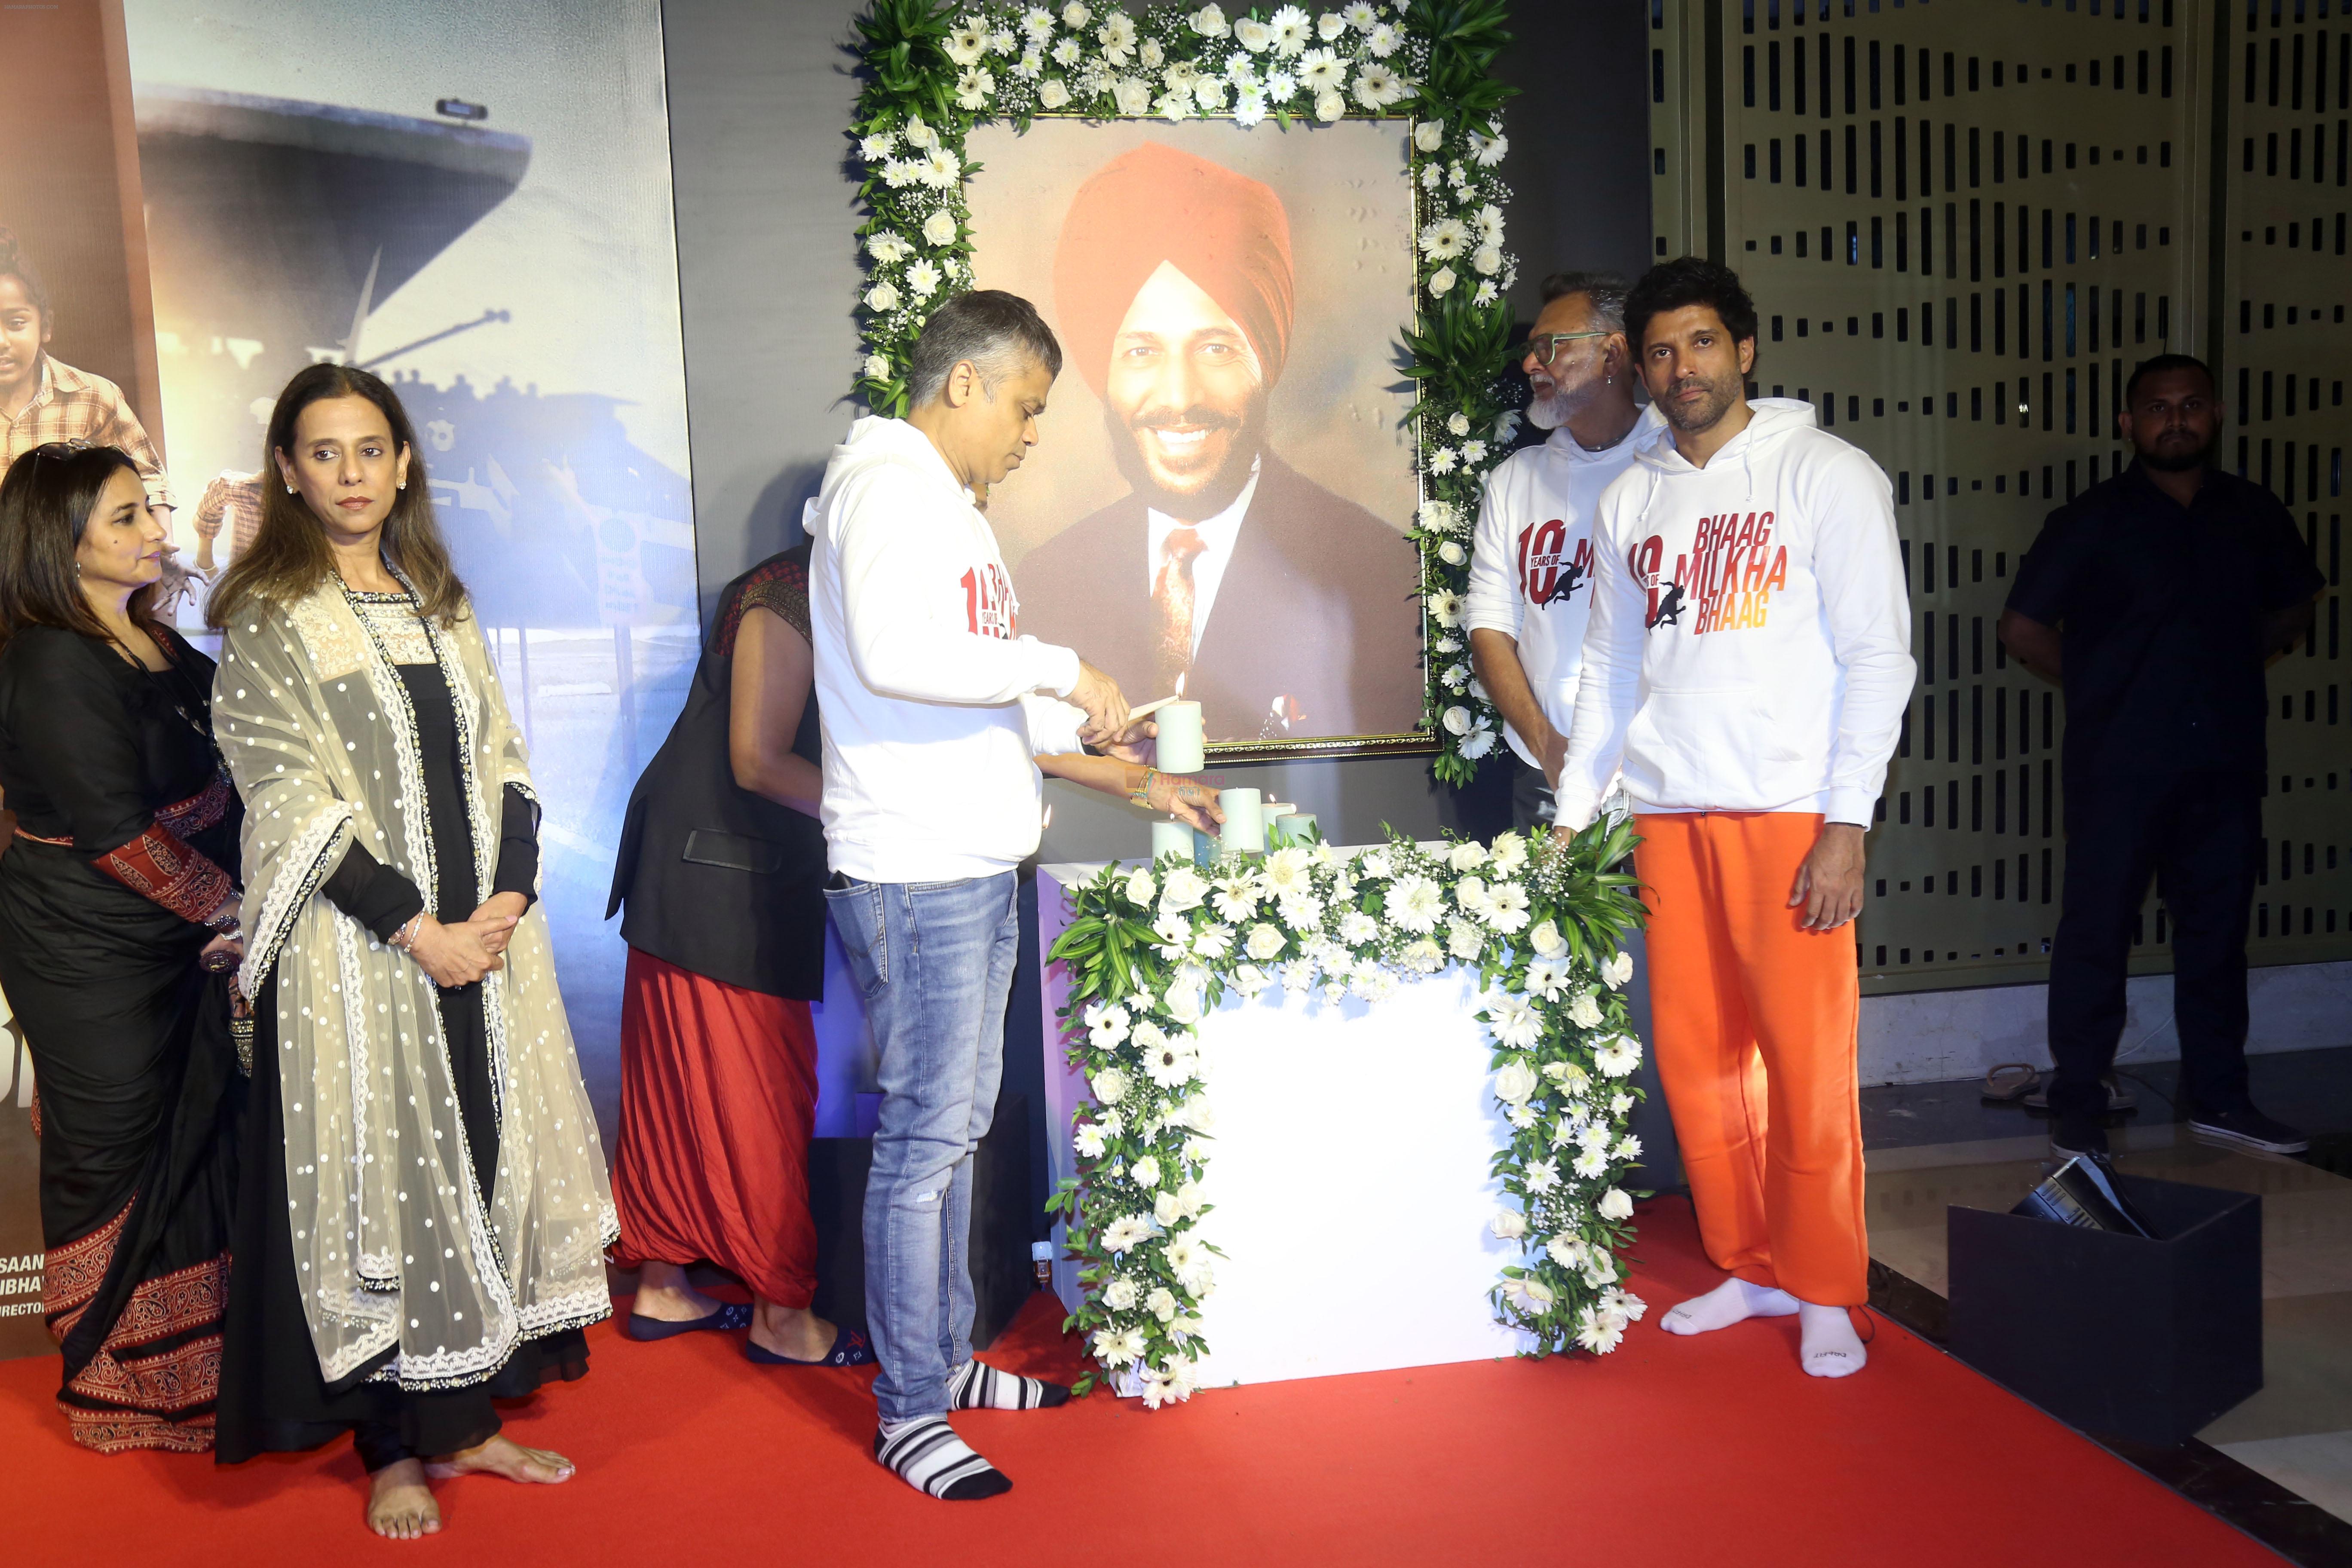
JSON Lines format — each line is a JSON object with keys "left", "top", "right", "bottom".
{"left": 1231, "top": 962, "right": 1271, "bottom": 995}
{"left": 1313, "top": 89, "right": 1346, "bottom": 122}
{"left": 1125, "top": 867, "right": 1157, "bottom": 905}
{"left": 862, "top": 353, "right": 891, "bottom": 382}
{"left": 1062, "top": 1, "right": 1090, "bottom": 24}
{"left": 1566, "top": 990, "right": 1605, "bottom": 1029}
{"left": 1603, "top": 950, "right": 1635, "bottom": 989}
{"left": 1413, "top": 119, "right": 1444, "bottom": 152}
{"left": 1489, "top": 1209, "right": 1528, "bottom": 1240}
{"left": 1447, "top": 920, "right": 1485, "bottom": 961}
{"left": 1236, "top": 16, "right": 1273, "bottom": 51}
{"left": 1163, "top": 983, "right": 1204, "bottom": 1025}
{"left": 1092, "top": 1067, "right": 1130, "bottom": 1105}
{"left": 1441, "top": 704, "right": 1473, "bottom": 736}
{"left": 1147, "top": 1285, "right": 1180, "bottom": 1323}
{"left": 1448, "top": 840, "right": 1489, "bottom": 872}
{"left": 1401, "top": 937, "right": 1443, "bottom": 973}
{"left": 1317, "top": 11, "right": 1346, "bottom": 39}
{"left": 1471, "top": 244, "right": 1503, "bottom": 276}
{"left": 1104, "top": 1276, "right": 1139, "bottom": 1310}
{"left": 1528, "top": 919, "right": 1565, "bottom": 957}
{"left": 1190, "top": 3, "right": 1230, "bottom": 37}
{"left": 1598, "top": 1188, "right": 1635, "bottom": 1221}
{"left": 1492, "top": 1059, "right": 1539, "bottom": 1104}
{"left": 901, "top": 114, "right": 937, "bottom": 149}
{"left": 1160, "top": 865, "right": 1210, "bottom": 914}
{"left": 1154, "top": 1191, "right": 1182, "bottom": 1225}
{"left": 1427, "top": 265, "right": 1457, "bottom": 297}
{"left": 1129, "top": 1155, "right": 1162, "bottom": 1190}
{"left": 1245, "top": 922, "right": 1287, "bottom": 961}
{"left": 1113, "top": 77, "right": 1152, "bottom": 115}
{"left": 922, "top": 209, "right": 959, "bottom": 246}
{"left": 1139, "top": 37, "right": 1165, "bottom": 67}
{"left": 1038, "top": 77, "right": 1072, "bottom": 108}
{"left": 864, "top": 282, "right": 901, "bottom": 312}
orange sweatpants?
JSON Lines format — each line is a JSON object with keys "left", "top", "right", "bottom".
{"left": 1633, "top": 811, "right": 1868, "bottom": 1308}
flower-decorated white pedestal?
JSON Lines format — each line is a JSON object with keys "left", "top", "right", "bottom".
{"left": 1041, "top": 859, "right": 1534, "bottom": 1389}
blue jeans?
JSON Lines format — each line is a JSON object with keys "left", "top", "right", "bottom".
{"left": 824, "top": 870, "right": 1021, "bottom": 1423}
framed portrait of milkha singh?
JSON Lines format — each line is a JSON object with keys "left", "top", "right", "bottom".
{"left": 845, "top": 2, "right": 1526, "bottom": 772}
{"left": 969, "top": 121, "right": 1420, "bottom": 753}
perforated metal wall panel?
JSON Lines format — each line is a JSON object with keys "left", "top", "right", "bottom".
{"left": 1650, "top": 0, "right": 2350, "bottom": 995}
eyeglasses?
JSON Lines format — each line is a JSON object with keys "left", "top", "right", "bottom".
{"left": 1528, "top": 330, "right": 1611, "bottom": 367}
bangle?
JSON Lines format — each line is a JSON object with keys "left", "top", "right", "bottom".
{"left": 1128, "top": 766, "right": 1158, "bottom": 805}
{"left": 389, "top": 914, "right": 424, "bottom": 952}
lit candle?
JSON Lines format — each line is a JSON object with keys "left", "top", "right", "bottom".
{"left": 1151, "top": 819, "right": 1192, "bottom": 861}
{"left": 1155, "top": 698, "right": 1205, "bottom": 773}
{"left": 1274, "top": 812, "right": 1318, "bottom": 845}
{"left": 1218, "top": 788, "right": 1265, "bottom": 855}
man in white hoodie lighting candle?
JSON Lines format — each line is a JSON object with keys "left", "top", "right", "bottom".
{"left": 1556, "top": 258, "right": 1916, "bottom": 1378}
{"left": 810, "top": 291, "right": 1221, "bottom": 1500}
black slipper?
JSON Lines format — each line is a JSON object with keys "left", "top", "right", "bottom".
{"left": 746, "top": 1326, "right": 876, "bottom": 1367}
{"left": 624, "top": 1301, "right": 753, "bottom": 1341}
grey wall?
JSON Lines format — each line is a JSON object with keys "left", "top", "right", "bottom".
{"left": 659, "top": 0, "right": 1652, "bottom": 858}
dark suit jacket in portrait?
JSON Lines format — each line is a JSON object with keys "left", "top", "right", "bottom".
{"left": 1015, "top": 453, "right": 1423, "bottom": 742}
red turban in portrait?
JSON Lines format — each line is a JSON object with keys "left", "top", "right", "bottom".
{"left": 1052, "top": 142, "right": 1296, "bottom": 399}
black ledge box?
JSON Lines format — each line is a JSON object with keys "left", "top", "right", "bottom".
{"left": 1947, "top": 1173, "right": 2261, "bottom": 1446}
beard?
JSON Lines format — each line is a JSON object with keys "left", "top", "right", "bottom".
{"left": 2138, "top": 426, "right": 2214, "bottom": 472}
{"left": 1657, "top": 368, "right": 1744, "bottom": 435}
{"left": 1107, "top": 391, "right": 1268, "bottom": 521}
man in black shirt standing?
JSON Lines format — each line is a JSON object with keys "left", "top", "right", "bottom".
{"left": 2001, "top": 354, "right": 2323, "bottom": 1160}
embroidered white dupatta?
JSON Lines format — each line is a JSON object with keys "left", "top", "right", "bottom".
{"left": 214, "top": 579, "right": 616, "bottom": 1389}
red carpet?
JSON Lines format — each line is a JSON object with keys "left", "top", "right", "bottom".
{"left": 3, "top": 1200, "right": 2278, "bottom": 1566}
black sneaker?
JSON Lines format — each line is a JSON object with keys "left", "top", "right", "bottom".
{"left": 2187, "top": 1106, "right": 2311, "bottom": 1155}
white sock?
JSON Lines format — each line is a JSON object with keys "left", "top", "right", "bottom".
{"left": 947, "top": 1359, "right": 1069, "bottom": 1412}
{"left": 873, "top": 1416, "right": 1011, "bottom": 1501}
{"left": 1659, "top": 1277, "right": 1799, "bottom": 1335}
{"left": 1798, "top": 1302, "right": 1867, "bottom": 1378}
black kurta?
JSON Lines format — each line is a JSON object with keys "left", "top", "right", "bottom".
{"left": 214, "top": 596, "right": 576, "bottom": 1473}
{"left": 0, "top": 623, "right": 243, "bottom": 1452}
{"left": 606, "top": 546, "right": 827, "bottom": 997}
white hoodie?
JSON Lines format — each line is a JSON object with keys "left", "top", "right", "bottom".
{"left": 1463, "top": 405, "right": 1670, "bottom": 768}
{"left": 809, "top": 415, "right": 1082, "bottom": 882}
{"left": 1555, "top": 399, "right": 1914, "bottom": 830}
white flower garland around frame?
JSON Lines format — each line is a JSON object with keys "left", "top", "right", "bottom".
{"left": 1046, "top": 818, "right": 1651, "bottom": 1405}
{"left": 847, "top": 0, "right": 1523, "bottom": 780}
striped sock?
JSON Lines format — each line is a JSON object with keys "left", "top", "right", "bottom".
{"left": 947, "top": 1358, "right": 1070, "bottom": 1412}
{"left": 873, "top": 1417, "right": 1010, "bottom": 1501}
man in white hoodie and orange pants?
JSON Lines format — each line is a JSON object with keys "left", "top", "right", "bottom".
{"left": 1556, "top": 258, "right": 1915, "bottom": 1378}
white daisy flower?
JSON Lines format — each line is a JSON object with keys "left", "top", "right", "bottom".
{"left": 1268, "top": 4, "right": 1312, "bottom": 55}
{"left": 1427, "top": 446, "right": 1459, "bottom": 475}
{"left": 1298, "top": 46, "right": 1345, "bottom": 91}
{"left": 955, "top": 67, "right": 995, "bottom": 108}
{"left": 858, "top": 131, "right": 897, "bottom": 159}
{"left": 1473, "top": 281, "right": 1498, "bottom": 306}
{"left": 1461, "top": 438, "right": 1489, "bottom": 464}
{"left": 1021, "top": 7, "right": 1057, "bottom": 43}
{"left": 1051, "top": 35, "right": 1083, "bottom": 65}
{"left": 904, "top": 258, "right": 943, "bottom": 298}
{"left": 1385, "top": 873, "right": 1444, "bottom": 933}
{"left": 1460, "top": 727, "right": 1498, "bottom": 760}
{"left": 1265, "top": 68, "right": 1300, "bottom": 100}
{"left": 1419, "top": 216, "right": 1470, "bottom": 259}
{"left": 1352, "top": 64, "right": 1405, "bottom": 109}
{"left": 922, "top": 146, "right": 962, "bottom": 187}
{"left": 1427, "top": 587, "right": 1464, "bottom": 626}
{"left": 1469, "top": 129, "right": 1510, "bottom": 166}
{"left": 945, "top": 24, "right": 988, "bottom": 66}
{"left": 1341, "top": 2, "right": 1378, "bottom": 29}
{"left": 1232, "top": 80, "right": 1268, "bottom": 125}
{"left": 1367, "top": 20, "right": 1402, "bottom": 56}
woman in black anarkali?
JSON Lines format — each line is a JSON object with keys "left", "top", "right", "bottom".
{"left": 0, "top": 442, "right": 244, "bottom": 1453}
{"left": 207, "top": 365, "right": 614, "bottom": 1541}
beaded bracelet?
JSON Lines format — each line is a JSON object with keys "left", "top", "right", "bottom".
{"left": 1127, "top": 766, "right": 1158, "bottom": 805}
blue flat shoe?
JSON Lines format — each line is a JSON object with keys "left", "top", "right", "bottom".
{"left": 624, "top": 1301, "right": 754, "bottom": 1341}
{"left": 745, "top": 1326, "right": 875, "bottom": 1367}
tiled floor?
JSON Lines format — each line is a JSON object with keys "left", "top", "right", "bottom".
{"left": 1862, "top": 1045, "right": 2352, "bottom": 1536}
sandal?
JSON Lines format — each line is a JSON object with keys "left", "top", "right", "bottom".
{"left": 1982, "top": 1063, "right": 2040, "bottom": 1103}
{"left": 624, "top": 1300, "right": 754, "bottom": 1341}
{"left": 746, "top": 1326, "right": 876, "bottom": 1368}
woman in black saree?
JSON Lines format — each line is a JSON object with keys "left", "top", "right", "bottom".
{"left": 0, "top": 441, "right": 245, "bottom": 1453}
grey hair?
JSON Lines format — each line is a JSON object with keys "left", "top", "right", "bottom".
{"left": 905, "top": 290, "right": 1064, "bottom": 409}
{"left": 1538, "top": 270, "right": 1630, "bottom": 336}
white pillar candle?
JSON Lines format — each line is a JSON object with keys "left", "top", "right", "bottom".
{"left": 1273, "top": 812, "right": 1318, "bottom": 845}
{"left": 1151, "top": 819, "right": 1192, "bottom": 861}
{"left": 1155, "top": 700, "right": 1205, "bottom": 773}
{"left": 1218, "top": 788, "right": 1265, "bottom": 855}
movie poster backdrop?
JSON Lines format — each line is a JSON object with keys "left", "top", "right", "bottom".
{"left": 0, "top": 0, "right": 694, "bottom": 1358}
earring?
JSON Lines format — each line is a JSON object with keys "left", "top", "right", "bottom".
{"left": 285, "top": 484, "right": 296, "bottom": 494}
{"left": 398, "top": 480, "right": 406, "bottom": 491}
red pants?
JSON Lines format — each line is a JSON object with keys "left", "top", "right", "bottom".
{"left": 1634, "top": 812, "right": 1868, "bottom": 1307}
{"left": 612, "top": 948, "right": 820, "bottom": 1308}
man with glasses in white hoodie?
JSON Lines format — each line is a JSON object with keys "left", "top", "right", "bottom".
{"left": 1557, "top": 257, "right": 1915, "bottom": 1379}
{"left": 1465, "top": 272, "right": 1669, "bottom": 829}
{"left": 810, "top": 291, "right": 1220, "bottom": 1501}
